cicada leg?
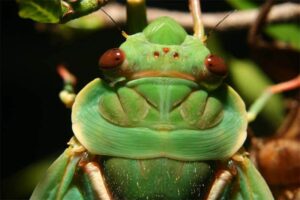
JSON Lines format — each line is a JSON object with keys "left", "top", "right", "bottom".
{"left": 205, "top": 150, "right": 274, "bottom": 200}
{"left": 80, "top": 161, "right": 112, "bottom": 200}
{"left": 216, "top": 151, "right": 274, "bottom": 200}
{"left": 69, "top": 137, "right": 112, "bottom": 200}
{"left": 204, "top": 163, "right": 235, "bottom": 200}
{"left": 31, "top": 137, "right": 114, "bottom": 200}
{"left": 30, "top": 137, "right": 86, "bottom": 200}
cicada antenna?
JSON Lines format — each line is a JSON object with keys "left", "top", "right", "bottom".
{"left": 206, "top": 9, "right": 237, "bottom": 40}
{"left": 100, "top": 8, "right": 129, "bottom": 39}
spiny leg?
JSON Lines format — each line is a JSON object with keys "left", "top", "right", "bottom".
{"left": 65, "top": 138, "right": 112, "bottom": 200}
{"left": 204, "top": 160, "right": 237, "bottom": 200}
{"left": 204, "top": 150, "right": 273, "bottom": 200}
{"left": 81, "top": 161, "right": 112, "bottom": 200}
{"left": 205, "top": 170, "right": 234, "bottom": 200}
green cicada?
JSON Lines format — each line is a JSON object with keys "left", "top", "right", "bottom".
{"left": 31, "top": 16, "right": 274, "bottom": 200}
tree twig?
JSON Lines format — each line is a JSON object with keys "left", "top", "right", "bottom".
{"left": 248, "top": 0, "right": 274, "bottom": 46}
{"left": 93, "top": 2, "right": 300, "bottom": 31}
{"left": 248, "top": 0, "right": 295, "bottom": 50}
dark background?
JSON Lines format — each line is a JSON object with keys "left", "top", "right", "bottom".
{"left": 1, "top": 1, "right": 125, "bottom": 198}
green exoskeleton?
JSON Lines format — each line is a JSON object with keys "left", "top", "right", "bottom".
{"left": 31, "top": 17, "right": 275, "bottom": 200}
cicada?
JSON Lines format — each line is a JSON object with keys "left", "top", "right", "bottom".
{"left": 31, "top": 16, "right": 274, "bottom": 200}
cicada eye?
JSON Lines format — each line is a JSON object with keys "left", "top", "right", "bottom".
{"left": 99, "top": 48, "right": 125, "bottom": 69}
{"left": 204, "top": 55, "right": 227, "bottom": 76}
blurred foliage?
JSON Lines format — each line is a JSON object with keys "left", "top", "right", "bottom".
{"left": 227, "top": 0, "right": 257, "bottom": 9}
{"left": 66, "top": 13, "right": 104, "bottom": 29}
{"left": 265, "top": 23, "right": 300, "bottom": 50}
{"left": 225, "top": 0, "right": 300, "bottom": 132}
{"left": 227, "top": 0, "right": 300, "bottom": 51}
{"left": 2, "top": 155, "right": 56, "bottom": 199}
{"left": 18, "top": 0, "right": 62, "bottom": 23}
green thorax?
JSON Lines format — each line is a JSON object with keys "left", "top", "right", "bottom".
{"left": 72, "top": 79, "right": 247, "bottom": 161}
{"left": 101, "top": 157, "right": 214, "bottom": 200}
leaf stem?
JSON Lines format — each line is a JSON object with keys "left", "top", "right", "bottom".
{"left": 247, "top": 76, "right": 300, "bottom": 122}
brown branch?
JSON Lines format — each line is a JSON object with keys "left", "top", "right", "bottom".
{"left": 248, "top": 0, "right": 296, "bottom": 50}
{"left": 248, "top": 0, "right": 274, "bottom": 45}
{"left": 96, "top": 2, "right": 300, "bottom": 31}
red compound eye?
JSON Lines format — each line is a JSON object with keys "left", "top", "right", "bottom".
{"left": 99, "top": 48, "right": 125, "bottom": 69}
{"left": 204, "top": 54, "right": 227, "bottom": 76}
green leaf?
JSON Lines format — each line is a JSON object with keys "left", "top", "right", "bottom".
{"left": 65, "top": 12, "right": 104, "bottom": 30}
{"left": 18, "top": 0, "right": 61, "bottom": 23}
{"left": 17, "top": 0, "right": 108, "bottom": 23}
{"left": 265, "top": 23, "right": 300, "bottom": 51}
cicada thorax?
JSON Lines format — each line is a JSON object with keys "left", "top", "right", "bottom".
{"left": 100, "top": 157, "right": 216, "bottom": 200}
{"left": 72, "top": 78, "right": 247, "bottom": 161}
{"left": 67, "top": 153, "right": 217, "bottom": 200}
{"left": 98, "top": 77, "right": 224, "bottom": 130}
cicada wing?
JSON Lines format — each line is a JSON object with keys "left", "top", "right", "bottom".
{"left": 221, "top": 157, "right": 274, "bottom": 200}
{"left": 30, "top": 149, "right": 83, "bottom": 200}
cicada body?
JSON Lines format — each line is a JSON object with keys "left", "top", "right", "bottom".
{"left": 31, "top": 17, "right": 274, "bottom": 200}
